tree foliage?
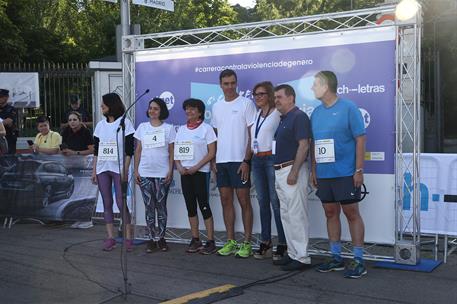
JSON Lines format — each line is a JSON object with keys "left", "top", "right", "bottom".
{"left": 0, "top": 0, "right": 455, "bottom": 63}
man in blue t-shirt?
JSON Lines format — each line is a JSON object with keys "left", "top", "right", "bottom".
{"left": 310, "top": 71, "right": 367, "bottom": 279}
{"left": 272, "top": 84, "right": 312, "bottom": 271}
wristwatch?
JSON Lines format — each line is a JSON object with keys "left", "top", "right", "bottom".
{"left": 355, "top": 168, "right": 363, "bottom": 174}
{"left": 243, "top": 159, "right": 251, "bottom": 166}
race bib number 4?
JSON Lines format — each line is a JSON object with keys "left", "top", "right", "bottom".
{"left": 174, "top": 141, "right": 194, "bottom": 160}
{"left": 315, "top": 139, "right": 335, "bottom": 163}
{"left": 98, "top": 142, "right": 118, "bottom": 161}
{"left": 143, "top": 128, "right": 165, "bottom": 149}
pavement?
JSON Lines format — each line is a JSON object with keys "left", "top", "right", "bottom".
{"left": 1, "top": 222, "right": 457, "bottom": 304}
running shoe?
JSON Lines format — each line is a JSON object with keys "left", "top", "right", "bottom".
{"left": 235, "top": 242, "right": 252, "bottom": 258}
{"left": 343, "top": 259, "right": 367, "bottom": 279}
{"left": 217, "top": 239, "right": 238, "bottom": 256}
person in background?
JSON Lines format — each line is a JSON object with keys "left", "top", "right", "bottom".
{"left": 0, "top": 89, "right": 18, "bottom": 154}
{"left": 175, "top": 98, "right": 217, "bottom": 255}
{"left": 61, "top": 111, "right": 94, "bottom": 229}
{"left": 61, "top": 94, "right": 92, "bottom": 129}
{"left": 61, "top": 111, "right": 94, "bottom": 156}
{"left": 250, "top": 81, "right": 287, "bottom": 261}
{"left": 134, "top": 97, "right": 175, "bottom": 253}
{"left": 92, "top": 93, "right": 135, "bottom": 252}
{"left": 30, "top": 116, "right": 62, "bottom": 155}
{"left": 0, "top": 118, "right": 7, "bottom": 155}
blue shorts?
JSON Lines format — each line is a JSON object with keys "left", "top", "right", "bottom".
{"left": 216, "top": 162, "right": 251, "bottom": 189}
{"left": 316, "top": 176, "right": 361, "bottom": 204}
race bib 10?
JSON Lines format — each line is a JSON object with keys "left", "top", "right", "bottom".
{"left": 315, "top": 139, "right": 335, "bottom": 163}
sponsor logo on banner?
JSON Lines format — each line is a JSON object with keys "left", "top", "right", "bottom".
{"left": 160, "top": 91, "right": 175, "bottom": 110}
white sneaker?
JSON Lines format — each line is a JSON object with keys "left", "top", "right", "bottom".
{"left": 77, "top": 221, "right": 94, "bottom": 229}
{"left": 70, "top": 221, "right": 81, "bottom": 229}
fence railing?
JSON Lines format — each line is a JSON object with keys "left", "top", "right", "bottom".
{"left": 0, "top": 62, "right": 92, "bottom": 136}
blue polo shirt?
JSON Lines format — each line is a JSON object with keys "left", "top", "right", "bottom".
{"left": 311, "top": 98, "right": 365, "bottom": 178}
{"left": 274, "top": 107, "right": 311, "bottom": 164}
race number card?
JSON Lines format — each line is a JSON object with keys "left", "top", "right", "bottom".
{"left": 143, "top": 128, "right": 165, "bottom": 149}
{"left": 174, "top": 141, "right": 194, "bottom": 160}
{"left": 98, "top": 142, "right": 118, "bottom": 161}
{"left": 315, "top": 139, "right": 335, "bottom": 163}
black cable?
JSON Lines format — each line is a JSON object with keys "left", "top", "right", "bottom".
{"left": 63, "top": 239, "right": 165, "bottom": 304}
{"left": 62, "top": 239, "right": 120, "bottom": 294}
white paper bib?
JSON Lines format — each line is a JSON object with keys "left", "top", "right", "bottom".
{"left": 315, "top": 139, "right": 335, "bottom": 163}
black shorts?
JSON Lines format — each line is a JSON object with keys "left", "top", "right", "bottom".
{"left": 316, "top": 176, "right": 361, "bottom": 204}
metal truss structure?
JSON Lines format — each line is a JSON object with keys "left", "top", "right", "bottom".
{"left": 122, "top": 5, "right": 422, "bottom": 263}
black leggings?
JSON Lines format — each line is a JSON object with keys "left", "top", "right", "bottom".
{"left": 181, "top": 172, "right": 212, "bottom": 220}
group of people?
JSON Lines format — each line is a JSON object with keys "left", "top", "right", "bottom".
{"left": 0, "top": 67, "right": 368, "bottom": 279}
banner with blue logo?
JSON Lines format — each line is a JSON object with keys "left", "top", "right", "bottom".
{"left": 134, "top": 27, "right": 397, "bottom": 244}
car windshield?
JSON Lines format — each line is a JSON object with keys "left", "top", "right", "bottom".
{"left": 11, "top": 162, "right": 40, "bottom": 173}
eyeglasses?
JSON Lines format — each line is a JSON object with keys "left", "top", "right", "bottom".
{"left": 253, "top": 92, "right": 268, "bottom": 98}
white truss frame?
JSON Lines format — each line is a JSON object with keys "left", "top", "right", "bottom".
{"left": 122, "top": 5, "right": 421, "bottom": 262}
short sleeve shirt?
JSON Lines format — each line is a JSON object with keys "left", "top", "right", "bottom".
{"left": 93, "top": 117, "right": 135, "bottom": 174}
{"left": 134, "top": 122, "right": 176, "bottom": 178}
{"left": 250, "top": 109, "right": 281, "bottom": 153}
{"left": 311, "top": 98, "right": 365, "bottom": 178}
{"left": 61, "top": 126, "right": 94, "bottom": 151}
{"left": 175, "top": 122, "right": 217, "bottom": 173}
{"left": 34, "top": 131, "right": 62, "bottom": 149}
{"left": 211, "top": 95, "right": 256, "bottom": 163}
{"left": 274, "top": 107, "right": 311, "bottom": 165}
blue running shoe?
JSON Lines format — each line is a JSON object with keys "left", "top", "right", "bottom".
{"left": 343, "top": 259, "right": 367, "bottom": 279}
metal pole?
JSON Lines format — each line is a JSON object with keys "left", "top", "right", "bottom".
{"left": 120, "top": 0, "right": 130, "bottom": 36}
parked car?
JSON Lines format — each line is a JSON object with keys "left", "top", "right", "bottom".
{"left": 0, "top": 160, "right": 74, "bottom": 212}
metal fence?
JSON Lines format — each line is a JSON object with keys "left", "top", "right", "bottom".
{"left": 0, "top": 62, "right": 92, "bottom": 136}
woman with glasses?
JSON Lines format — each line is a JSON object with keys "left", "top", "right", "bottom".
{"left": 251, "top": 81, "right": 287, "bottom": 261}
{"left": 60, "top": 111, "right": 94, "bottom": 156}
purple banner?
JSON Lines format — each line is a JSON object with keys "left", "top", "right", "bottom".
{"left": 135, "top": 33, "right": 396, "bottom": 174}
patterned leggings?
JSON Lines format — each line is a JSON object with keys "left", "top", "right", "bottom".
{"left": 97, "top": 171, "right": 131, "bottom": 224}
{"left": 139, "top": 177, "right": 171, "bottom": 239}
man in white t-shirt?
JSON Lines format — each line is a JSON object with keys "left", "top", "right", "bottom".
{"left": 211, "top": 69, "right": 256, "bottom": 258}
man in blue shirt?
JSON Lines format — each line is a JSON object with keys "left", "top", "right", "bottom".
{"left": 310, "top": 71, "right": 367, "bottom": 279}
{"left": 272, "top": 84, "right": 312, "bottom": 271}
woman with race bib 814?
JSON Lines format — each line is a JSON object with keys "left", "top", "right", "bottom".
{"left": 92, "top": 93, "right": 135, "bottom": 252}
{"left": 134, "top": 97, "right": 175, "bottom": 253}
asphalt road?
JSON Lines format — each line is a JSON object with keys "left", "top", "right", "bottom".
{"left": 1, "top": 223, "right": 456, "bottom": 304}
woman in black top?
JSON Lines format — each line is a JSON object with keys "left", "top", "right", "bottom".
{"left": 60, "top": 111, "right": 94, "bottom": 155}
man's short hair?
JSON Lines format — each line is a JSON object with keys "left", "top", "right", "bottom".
{"left": 274, "top": 84, "right": 296, "bottom": 101}
{"left": 219, "top": 69, "right": 237, "bottom": 83}
{"left": 36, "top": 115, "right": 50, "bottom": 125}
{"left": 0, "top": 89, "right": 9, "bottom": 97}
{"left": 315, "top": 71, "right": 338, "bottom": 93}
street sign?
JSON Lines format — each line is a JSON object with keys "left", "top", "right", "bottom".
{"left": 132, "top": 0, "right": 174, "bottom": 12}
